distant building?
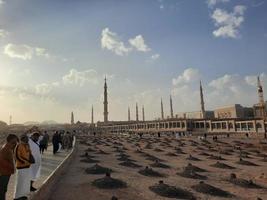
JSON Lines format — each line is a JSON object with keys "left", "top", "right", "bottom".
{"left": 95, "top": 75, "right": 267, "bottom": 135}
{"left": 214, "top": 104, "right": 254, "bottom": 119}
{"left": 254, "top": 101, "right": 267, "bottom": 118}
{"left": 175, "top": 111, "right": 214, "bottom": 119}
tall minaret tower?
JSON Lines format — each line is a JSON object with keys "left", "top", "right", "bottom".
{"left": 161, "top": 98, "right": 164, "bottom": 119}
{"left": 103, "top": 77, "right": 108, "bottom": 123}
{"left": 9, "top": 115, "right": 12, "bottom": 125}
{"left": 71, "top": 111, "right": 74, "bottom": 124}
{"left": 91, "top": 105, "right": 94, "bottom": 124}
{"left": 258, "top": 76, "right": 265, "bottom": 105}
{"left": 170, "top": 95, "right": 174, "bottom": 118}
{"left": 136, "top": 103, "right": 139, "bottom": 121}
{"left": 128, "top": 107, "right": 131, "bottom": 121}
{"left": 256, "top": 76, "right": 266, "bottom": 118}
{"left": 200, "top": 80, "right": 206, "bottom": 118}
{"left": 142, "top": 105, "right": 145, "bottom": 121}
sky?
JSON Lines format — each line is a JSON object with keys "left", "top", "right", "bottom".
{"left": 0, "top": 0, "right": 266, "bottom": 124}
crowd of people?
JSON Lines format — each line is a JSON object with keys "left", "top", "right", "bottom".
{"left": 52, "top": 131, "right": 74, "bottom": 154}
{"left": 0, "top": 128, "right": 74, "bottom": 200}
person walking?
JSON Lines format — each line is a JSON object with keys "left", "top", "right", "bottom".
{"left": 52, "top": 131, "right": 60, "bottom": 154}
{"left": 39, "top": 131, "right": 49, "bottom": 154}
{"left": 0, "top": 134, "right": 18, "bottom": 200}
{"left": 14, "top": 134, "right": 33, "bottom": 200}
{"left": 28, "top": 132, "right": 42, "bottom": 192}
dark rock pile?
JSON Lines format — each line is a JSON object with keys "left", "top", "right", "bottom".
{"left": 144, "top": 154, "right": 164, "bottom": 162}
{"left": 149, "top": 180, "right": 195, "bottom": 199}
{"left": 165, "top": 152, "right": 178, "bottom": 157}
{"left": 210, "top": 161, "right": 235, "bottom": 169}
{"left": 177, "top": 166, "right": 207, "bottom": 180}
{"left": 96, "top": 149, "right": 109, "bottom": 155}
{"left": 92, "top": 173, "right": 127, "bottom": 189}
{"left": 85, "top": 147, "right": 96, "bottom": 152}
{"left": 150, "top": 160, "right": 171, "bottom": 169}
{"left": 228, "top": 173, "right": 263, "bottom": 189}
{"left": 237, "top": 158, "right": 259, "bottom": 166}
{"left": 192, "top": 181, "right": 233, "bottom": 198}
{"left": 85, "top": 164, "right": 112, "bottom": 174}
{"left": 154, "top": 148, "right": 164, "bottom": 152}
{"left": 208, "top": 154, "right": 225, "bottom": 160}
{"left": 138, "top": 166, "right": 165, "bottom": 177}
{"left": 185, "top": 163, "right": 207, "bottom": 172}
{"left": 119, "top": 161, "right": 142, "bottom": 168}
{"left": 186, "top": 154, "right": 201, "bottom": 161}
{"left": 80, "top": 152, "right": 95, "bottom": 158}
{"left": 80, "top": 156, "right": 100, "bottom": 163}
{"left": 175, "top": 147, "right": 186, "bottom": 154}
{"left": 198, "top": 152, "right": 210, "bottom": 156}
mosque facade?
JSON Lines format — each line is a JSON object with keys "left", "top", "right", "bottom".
{"left": 94, "top": 76, "right": 267, "bottom": 134}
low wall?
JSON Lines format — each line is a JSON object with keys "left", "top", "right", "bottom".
{"left": 29, "top": 137, "right": 77, "bottom": 200}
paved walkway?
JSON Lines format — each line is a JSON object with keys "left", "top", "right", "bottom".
{"left": 7, "top": 144, "right": 71, "bottom": 200}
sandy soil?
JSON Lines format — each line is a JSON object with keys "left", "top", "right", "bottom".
{"left": 48, "top": 133, "right": 267, "bottom": 200}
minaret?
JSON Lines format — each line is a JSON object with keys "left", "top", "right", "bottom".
{"left": 9, "top": 115, "right": 12, "bottom": 125}
{"left": 170, "top": 95, "right": 174, "bottom": 118}
{"left": 103, "top": 76, "right": 108, "bottom": 123}
{"left": 91, "top": 105, "right": 94, "bottom": 124}
{"left": 256, "top": 76, "right": 266, "bottom": 118}
{"left": 142, "top": 105, "right": 145, "bottom": 121}
{"left": 258, "top": 76, "right": 265, "bottom": 105}
{"left": 71, "top": 111, "right": 74, "bottom": 124}
{"left": 128, "top": 107, "right": 131, "bottom": 121}
{"left": 136, "top": 103, "right": 139, "bottom": 121}
{"left": 161, "top": 98, "right": 164, "bottom": 119}
{"left": 200, "top": 80, "right": 206, "bottom": 118}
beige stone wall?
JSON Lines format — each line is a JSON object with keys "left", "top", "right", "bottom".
{"left": 214, "top": 107, "right": 237, "bottom": 118}
{"left": 214, "top": 104, "right": 250, "bottom": 119}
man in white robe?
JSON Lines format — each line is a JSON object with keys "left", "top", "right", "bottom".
{"left": 28, "top": 132, "right": 42, "bottom": 192}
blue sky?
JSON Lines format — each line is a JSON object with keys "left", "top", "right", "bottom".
{"left": 0, "top": 0, "right": 266, "bottom": 123}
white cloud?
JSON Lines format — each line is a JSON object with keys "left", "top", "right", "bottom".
{"left": 171, "top": 71, "right": 267, "bottom": 113}
{"left": 209, "top": 74, "right": 238, "bottom": 89}
{"left": 52, "top": 82, "right": 60, "bottom": 87}
{"left": 63, "top": 69, "right": 98, "bottom": 86}
{"left": 4, "top": 44, "right": 34, "bottom": 60}
{"left": 0, "top": 0, "right": 4, "bottom": 6}
{"left": 151, "top": 54, "right": 160, "bottom": 60}
{"left": 207, "top": 0, "right": 230, "bottom": 7}
{"left": 245, "top": 75, "right": 257, "bottom": 87}
{"left": 35, "top": 83, "right": 53, "bottom": 96}
{"left": 35, "top": 47, "right": 50, "bottom": 58}
{"left": 129, "top": 35, "right": 151, "bottom": 52}
{"left": 245, "top": 73, "right": 267, "bottom": 87}
{"left": 23, "top": 69, "right": 31, "bottom": 76}
{"left": 101, "top": 28, "right": 153, "bottom": 56}
{"left": 0, "top": 85, "right": 35, "bottom": 100}
{"left": 211, "top": 5, "right": 246, "bottom": 38}
{"left": 3, "top": 43, "right": 51, "bottom": 60}
{"left": 207, "top": 73, "right": 267, "bottom": 106}
{"left": 0, "top": 29, "right": 8, "bottom": 38}
{"left": 103, "top": 74, "right": 115, "bottom": 80}
{"left": 172, "top": 68, "right": 201, "bottom": 85}
{"left": 101, "top": 28, "right": 131, "bottom": 56}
